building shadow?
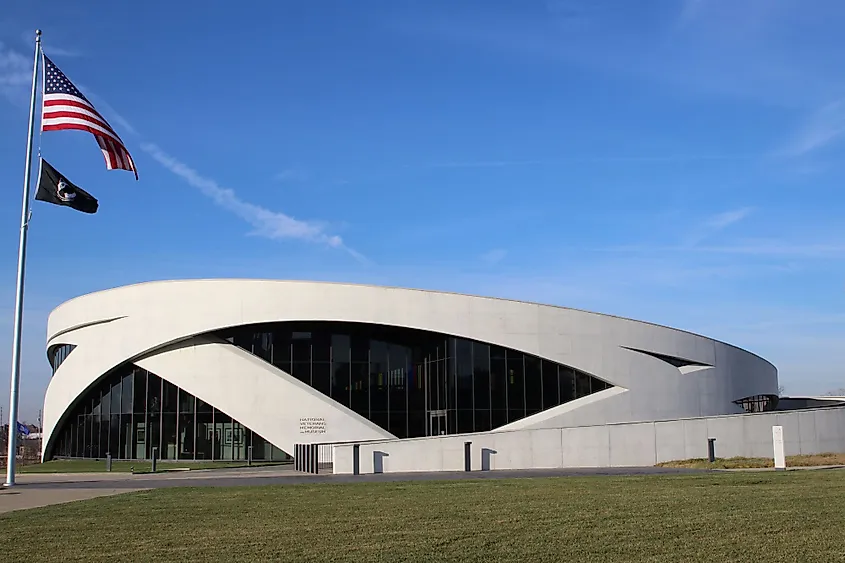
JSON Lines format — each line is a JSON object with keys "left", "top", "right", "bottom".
{"left": 373, "top": 450, "right": 390, "bottom": 474}
{"left": 481, "top": 448, "right": 497, "bottom": 471}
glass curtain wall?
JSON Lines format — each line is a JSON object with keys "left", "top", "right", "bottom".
{"left": 51, "top": 322, "right": 613, "bottom": 460}
{"left": 224, "top": 321, "right": 611, "bottom": 439}
{"left": 49, "top": 344, "right": 76, "bottom": 375}
{"left": 50, "top": 364, "right": 289, "bottom": 462}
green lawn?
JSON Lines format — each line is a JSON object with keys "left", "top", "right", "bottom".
{"left": 2, "top": 471, "right": 845, "bottom": 562}
{"left": 8, "top": 459, "right": 291, "bottom": 474}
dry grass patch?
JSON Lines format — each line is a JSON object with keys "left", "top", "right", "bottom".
{"left": 657, "top": 452, "right": 845, "bottom": 470}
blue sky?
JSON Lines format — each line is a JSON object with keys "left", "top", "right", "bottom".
{"left": 1, "top": 0, "right": 844, "bottom": 423}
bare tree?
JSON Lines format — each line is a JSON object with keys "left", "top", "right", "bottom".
{"left": 823, "top": 388, "right": 845, "bottom": 396}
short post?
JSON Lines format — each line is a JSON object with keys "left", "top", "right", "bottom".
{"left": 464, "top": 441, "right": 472, "bottom": 472}
{"left": 151, "top": 446, "right": 158, "bottom": 473}
{"left": 352, "top": 444, "right": 360, "bottom": 476}
{"left": 772, "top": 426, "right": 786, "bottom": 471}
{"left": 707, "top": 438, "right": 716, "bottom": 463}
{"left": 105, "top": 452, "right": 112, "bottom": 472}
{"left": 248, "top": 445, "right": 253, "bottom": 467}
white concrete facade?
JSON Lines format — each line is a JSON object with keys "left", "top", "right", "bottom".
{"left": 42, "top": 279, "right": 779, "bottom": 463}
{"left": 332, "top": 406, "right": 845, "bottom": 474}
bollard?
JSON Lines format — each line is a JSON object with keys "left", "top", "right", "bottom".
{"left": 353, "top": 444, "right": 360, "bottom": 476}
{"left": 151, "top": 447, "right": 158, "bottom": 473}
{"left": 464, "top": 441, "right": 472, "bottom": 472}
{"left": 707, "top": 438, "right": 716, "bottom": 463}
{"left": 248, "top": 445, "right": 253, "bottom": 467}
{"left": 772, "top": 426, "right": 786, "bottom": 471}
{"left": 105, "top": 452, "right": 112, "bottom": 472}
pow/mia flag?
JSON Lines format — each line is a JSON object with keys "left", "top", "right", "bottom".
{"left": 35, "top": 159, "right": 98, "bottom": 214}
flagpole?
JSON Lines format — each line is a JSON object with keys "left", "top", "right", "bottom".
{"left": 4, "top": 29, "right": 41, "bottom": 488}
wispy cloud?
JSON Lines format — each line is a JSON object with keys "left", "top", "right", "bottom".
{"left": 703, "top": 207, "right": 753, "bottom": 230}
{"left": 0, "top": 40, "right": 32, "bottom": 104}
{"left": 780, "top": 99, "right": 845, "bottom": 156}
{"left": 682, "top": 207, "right": 753, "bottom": 246}
{"left": 542, "top": 0, "right": 589, "bottom": 19}
{"left": 19, "top": 31, "right": 80, "bottom": 57}
{"left": 426, "top": 153, "right": 757, "bottom": 170}
{"left": 393, "top": 1, "right": 845, "bottom": 108}
{"left": 140, "top": 143, "right": 365, "bottom": 261}
{"left": 480, "top": 248, "right": 507, "bottom": 266}
{"left": 274, "top": 169, "right": 307, "bottom": 182}
{"left": 84, "top": 91, "right": 137, "bottom": 136}
{"left": 1, "top": 51, "right": 361, "bottom": 261}
{"left": 428, "top": 159, "right": 539, "bottom": 169}
{"left": 1, "top": 38, "right": 80, "bottom": 105}
{"left": 676, "top": 0, "right": 706, "bottom": 28}
{"left": 42, "top": 46, "right": 81, "bottom": 57}
{"left": 0, "top": 38, "right": 131, "bottom": 136}
{"left": 597, "top": 241, "right": 845, "bottom": 259}
{"left": 38, "top": 44, "right": 81, "bottom": 58}
{"left": 592, "top": 206, "right": 845, "bottom": 260}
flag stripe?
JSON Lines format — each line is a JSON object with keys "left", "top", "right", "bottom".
{"left": 43, "top": 98, "right": 121, "bottom": 138}
{"left": 42, "top": 118, "right": 125, "bottom": 145}
{"left": 41, "top": 54, "right": 137, "bottom": 178}
{"left": 42, "top": 99, "right": 121, "bottom": 139}
{"left": 111, "top": 138, "right": 126, "bottom": 169}
{"left": 97, "top": 136, "right": 118, "bottom": 169}
{"left": 96, "top": 135, "right": 134, "bottom": 173}
{"left": 104, "top": 138, "right": 117, "bottom": 169}
{"left": 43, "top": 97, "right": 96, "bottom": 111}
{"left": 42, "top": 110, "right": 113, "bottom": 132}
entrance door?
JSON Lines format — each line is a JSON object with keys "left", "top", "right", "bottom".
{"left": 428, "top": 410, "right": 447, "bottom": 436}
{"left": 422, "top": 357, "right": 449, "bottom": 436}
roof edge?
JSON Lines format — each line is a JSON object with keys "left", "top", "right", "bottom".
{"left": 48, "top": 277, "right": 776, "bottom": 369}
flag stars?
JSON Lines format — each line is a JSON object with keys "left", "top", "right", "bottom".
{"left": 40, "top": 55, "right": 137, "bottom": 178}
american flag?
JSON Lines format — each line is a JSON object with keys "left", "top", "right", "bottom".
{"left": 41, "top": 54, "right": 138, "bottom": 179}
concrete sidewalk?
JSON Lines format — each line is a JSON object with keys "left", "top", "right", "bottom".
{"left": 0, "top": 465, "right": 303, "bottom": 514}
{"left": 0, "top": 484, "right": 147, "bottom": 514}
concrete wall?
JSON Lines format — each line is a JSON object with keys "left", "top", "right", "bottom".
{"left": 332, "top": 406, "right": 845, "bottom": 474}
{"left": 136, "top": 336, "right": 393, "bottom": 456}
{"left": 42, "top": 279, "right": 778, "bottom": 460}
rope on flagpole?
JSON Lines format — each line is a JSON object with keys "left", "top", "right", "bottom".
{"left": 28, "top": 37, "right": 45, "bottom": 225}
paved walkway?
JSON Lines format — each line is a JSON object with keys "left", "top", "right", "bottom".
{"left": 0, "top": 483, "right": 143, "bottom": 514}
{"left": 1, "top": 464, "right": 706, "bottom": 515}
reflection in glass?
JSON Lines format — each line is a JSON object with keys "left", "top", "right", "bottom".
{"left": 222, "top": 321, "right": 611, "bottom": 438}
{"left": 49, "top": 321, "right": 612, "bottom": 460}
{"left": 50, "top": 365, "right": 291, "bottom": 463}
{"left": 524, "top": 356, "right": 543, "bottom": 417}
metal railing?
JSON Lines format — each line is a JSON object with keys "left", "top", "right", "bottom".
{"left": 293, "top": 443, "right": 334, "bottom": 474}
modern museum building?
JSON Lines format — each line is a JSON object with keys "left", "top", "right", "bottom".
{"left": 42, "top": 279, "right": 845, "bottom": 472}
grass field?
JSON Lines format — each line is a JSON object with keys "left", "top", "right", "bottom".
{"left": 657, "top": 452, "right": 845, "bottom": 469}
{"left": 2, "top": 471, "right": 845, "bottom": 562}
{"left": 4, "top": 459, "right": 291, "bottom": 474}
